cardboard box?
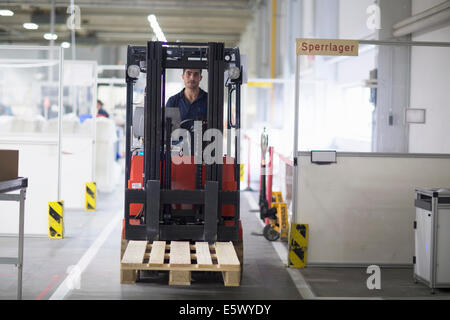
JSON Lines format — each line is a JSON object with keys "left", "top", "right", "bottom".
{"left": 0, "top": 150, "right": 19, "bottom": 182}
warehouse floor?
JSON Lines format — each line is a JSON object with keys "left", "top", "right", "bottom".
{"left": 0, "top": 180, "right": 301, "bottom": 300}
{"left": 1, "top": 176, "right": 450, "bottom": 300}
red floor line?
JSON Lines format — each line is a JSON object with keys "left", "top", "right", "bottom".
{"left": 35, "top": 275, "right": 61, "bottom": 300}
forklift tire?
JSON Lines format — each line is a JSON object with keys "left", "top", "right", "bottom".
{"left": 263, "top": 224, "right": 280, "bottom": 241}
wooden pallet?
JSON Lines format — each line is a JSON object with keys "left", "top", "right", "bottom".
{"left": 120, "top": 240, "right": 241, "bottom": 286}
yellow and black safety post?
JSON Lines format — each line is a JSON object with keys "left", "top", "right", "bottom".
{"left": 48, "top": 201, "right": 64, "bottom": 239}
{"left": 240, "top": 163, "right": 244, "bottom": 182}
{"left": 288, "top": 223, "right": 308, "bottom": 268}
{"left": 85, "top": 182, "right": 96, "bottom": 211}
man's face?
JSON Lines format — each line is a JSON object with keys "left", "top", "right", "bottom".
{"left": 182, "top": 69, "right": 202, "bottom": 90}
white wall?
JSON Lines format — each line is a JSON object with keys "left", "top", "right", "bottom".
{"left": 339, "top": 0, "right": 376, "bottom": 39}
{"left": 0, "top": 140, "right": 59, "bottom": 236}
{"left": 297, "top": 152, "right": 450, "bottom": 265}
{"left": 0, "top": 134, "right": 97, "bottom": 235}
{"left": 409, "top": 0, "right": 450, "bottom": 153}
{"left": 61, "top": 136, "right": 95, "bottom": 208}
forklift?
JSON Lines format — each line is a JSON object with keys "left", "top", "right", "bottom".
{"left": 122, "top": 42, "right": 244, "bottom": 276}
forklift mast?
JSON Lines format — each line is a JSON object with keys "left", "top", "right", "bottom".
{"left": 124, "top": 42, "right": 243, "bottom": 243}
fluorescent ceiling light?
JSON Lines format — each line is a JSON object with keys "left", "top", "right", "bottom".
{"left": 0, "top": 9, "right": 14, "bottom": 16}
{"left": 44, "top": 33, "right": 58, "bottom": 40}
{"left": 23, "top": 22, "right": 39, "bottom": 30}
{"left": 61, "top": 42, "right": 71, "bottom": 48}
{"left": 147, "top": 14, "right": 167, "bottom": 42}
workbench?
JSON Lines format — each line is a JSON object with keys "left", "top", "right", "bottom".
{"left": 0, "top": 177, "right": 28, "bottom": 300}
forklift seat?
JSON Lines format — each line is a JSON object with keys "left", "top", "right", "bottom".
{"left": 132, "top": 106, "right": 181, "bottom": 139}
{"left": 132, "top": 107, "right": 144, "bottom": 138}
{"left": 165, "top": 107, "right": 181, "bottom": 129}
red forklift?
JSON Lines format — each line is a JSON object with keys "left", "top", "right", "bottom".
{"left": 122, "top": 42, "right": 243, "bottom": 277}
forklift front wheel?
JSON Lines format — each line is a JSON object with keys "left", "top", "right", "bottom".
{"left": 263, "top": 224, "right": 280, "bottom": 241}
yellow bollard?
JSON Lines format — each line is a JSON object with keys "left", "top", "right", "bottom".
{"left": 288, "top": 223, "right": 308, "bottom": 268}
{"left": 85, "top": 182, "right": 96, "bottom": 211}
{"left": 48, "top": 201, "right": 64, "bottom": 239}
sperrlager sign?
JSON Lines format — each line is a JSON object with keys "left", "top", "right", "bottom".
{"left": 296, "top": 38, "right": 359, "bottom": 56}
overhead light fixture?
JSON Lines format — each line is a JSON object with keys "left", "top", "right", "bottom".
{"left": 0, "top": 9, "right": 14, "bottom": 16}
{"left": 44, "top": 33, "right": 58, "bottom": 40}
{"left": 147, "top": 14, "right": 167, "bottom": 42}
{"left": 61, "top": 42, "right": 71, "bottom": 48}
{"left": 23, "top": 22, "right": 39, "bottom": 30}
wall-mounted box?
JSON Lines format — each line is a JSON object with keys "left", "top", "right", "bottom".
{"left": 406, "top": 108, "right": 426, "bottom": 124}
{"left": 311, "top": 150, "right": 337, "bottom": 164}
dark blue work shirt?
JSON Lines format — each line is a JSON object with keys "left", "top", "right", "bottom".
{"left": 166, "top": 88, "right": 208, "bottom": 121}
{"left": 97, "top": 108, "right": 109, "bottom": 118}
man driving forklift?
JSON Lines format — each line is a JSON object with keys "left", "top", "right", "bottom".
{"left": 166, "top": 68, "right": 207, "bottom": 130}
{"left": 122, "top": 42, "right": 244, "bottom": 285}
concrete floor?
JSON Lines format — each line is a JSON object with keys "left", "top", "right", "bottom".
{"left": 0, "top": 180, "right": 300, "bottom": 300}
{"left": 1, "top": 178, "right": 450, "bottom": 300}
{"left": 300, "top": 267, "right": 450, "bottom": 299}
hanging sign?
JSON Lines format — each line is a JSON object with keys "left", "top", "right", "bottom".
{"left": 296, "top": 38, "right": 359, "bottom": 56}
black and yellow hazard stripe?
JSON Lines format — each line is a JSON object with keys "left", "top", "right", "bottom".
{"left": 85, "top": 182, "right": 96, "bottom": 211}
{"left": 288, "top": 223, "right": 308, "bottom": 268}
{"left": 240, "top": 164, "right": 244, "bottom": 181}
{"left": 48, "top": 201, "right": 64, "bottom": 239}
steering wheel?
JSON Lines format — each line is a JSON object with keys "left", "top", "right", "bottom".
{"left": 179, "top": 118, "right": 195, "bottom": 132}
{"left": 179, "top": 119, "right": 208, "bottom": 132}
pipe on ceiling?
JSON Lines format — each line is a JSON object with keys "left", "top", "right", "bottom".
{"left": 393, "top": 0, "right": 450, "bottom": 37}
{"left": 6, "top": 0, "right": 254, "bottom": 11}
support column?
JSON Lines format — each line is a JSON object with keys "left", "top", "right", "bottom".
{"left": 372, "top": 0, "right": 412, "bottom": 152}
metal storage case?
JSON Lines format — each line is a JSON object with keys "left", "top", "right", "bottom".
{"left": 414, "top": 188, "right": 450, "bottom": 293}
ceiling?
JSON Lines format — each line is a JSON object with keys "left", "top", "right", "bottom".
{"left": 0, "top": 0, "right": 260, "bottom": 47}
